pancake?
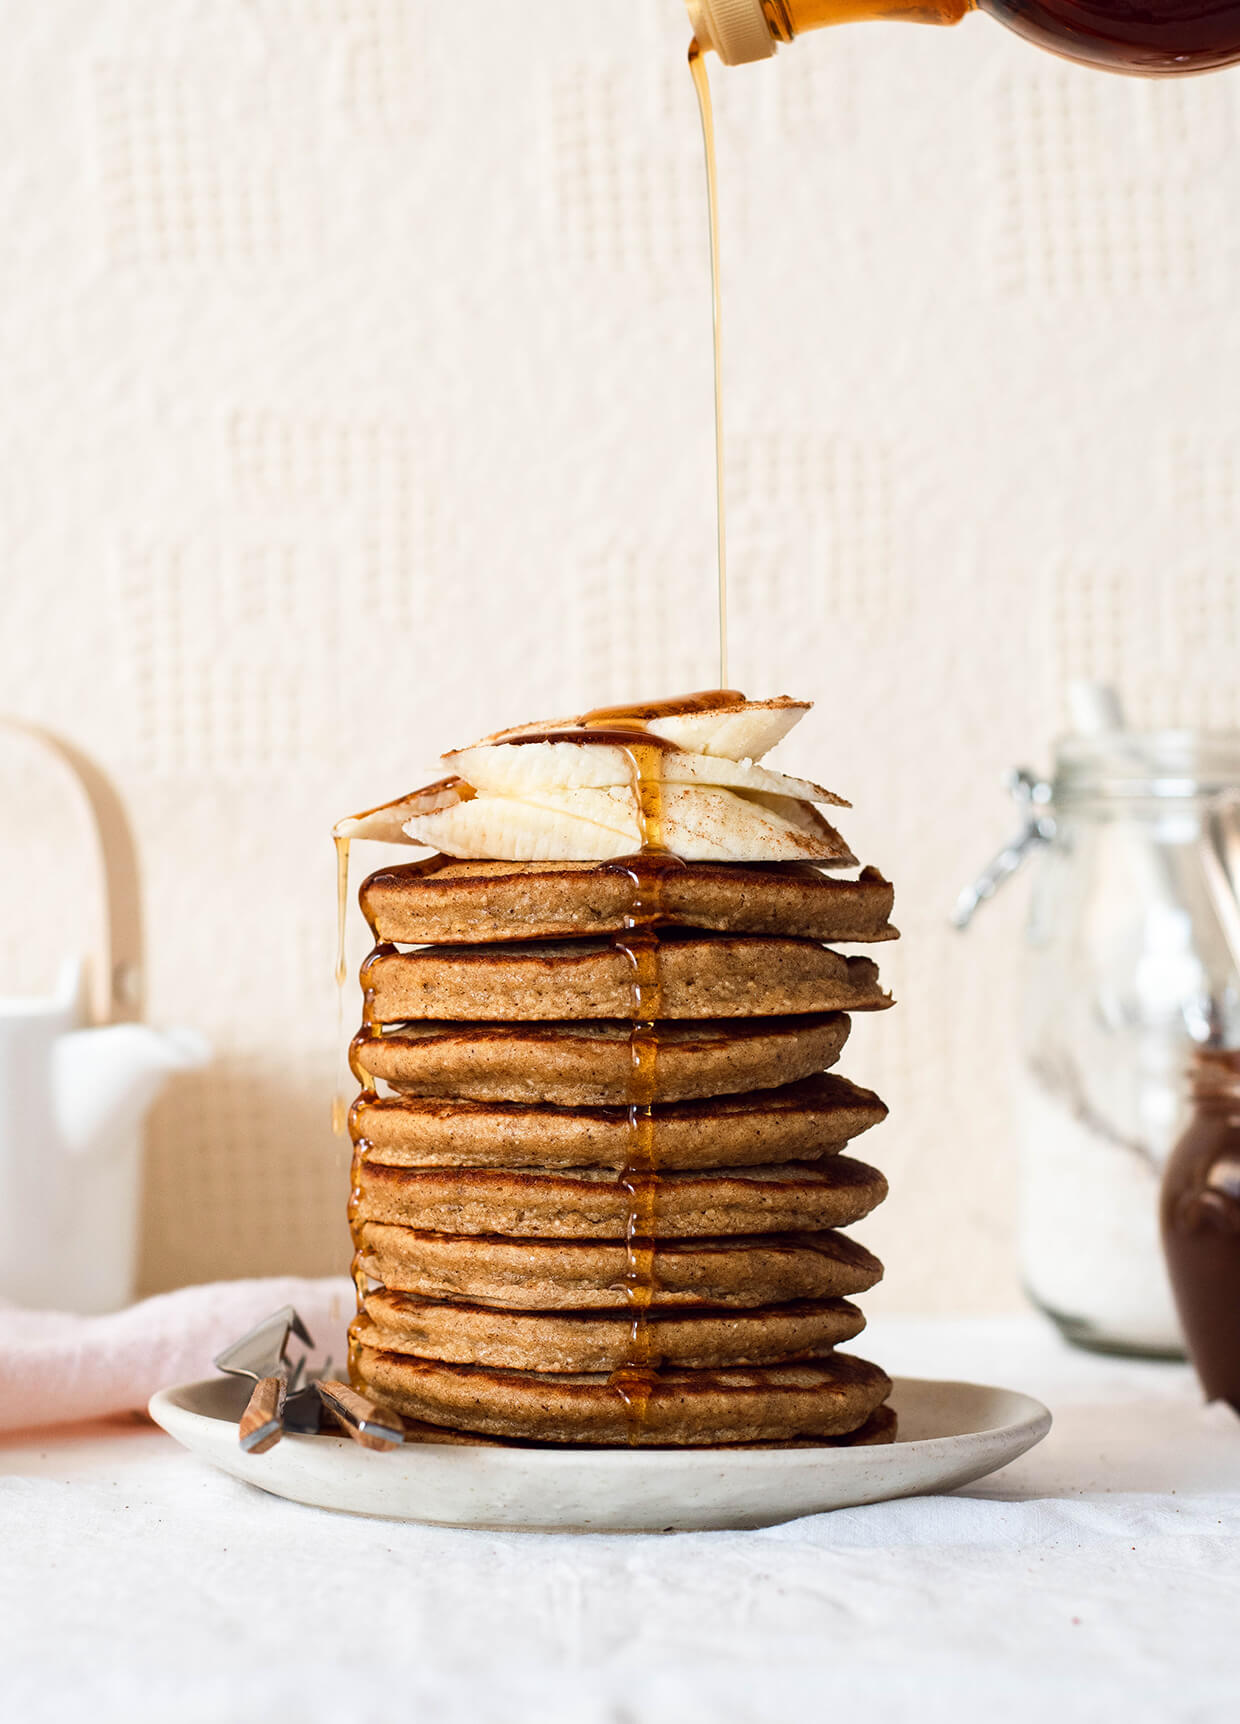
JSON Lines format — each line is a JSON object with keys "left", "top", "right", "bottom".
{"left": 351, "top": 1154, "right": 887, "bottom": 1238}
{"left": 390, "top": 1401, "right": 898, "bottom": 1448}
{"left": 356, "top": 1289, "right": 866, "bottom": 1371}
{"left": 712, "top": 1403, "right": 897, "bottom": 1448}
{"left": 350, "top": 1073, "right": 887, "bottom": 1170}
{"left": 360, "top": 931, "right": 891, "bottom": 1023}
{"left": 351, "top": 1346, "right": 892, "bottom": 1445}
{"left": 361, "top": 856, "right": 897, "bottom": 946}
{"left": 356, "top": 1222, "right": 884, "bottom": 1309}
{"left": 352, "top": 1012, "right": 851, "bottom": 1104}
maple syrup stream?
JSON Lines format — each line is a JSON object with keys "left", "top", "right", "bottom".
{"left": 603, "top": 45, "right": 730, "bottom": 1434}
{"left": 689, "top": 36, "right": 728, "bottom": 691}
{"left": 338, "top": 37, "right": 736, "bottom": 1434}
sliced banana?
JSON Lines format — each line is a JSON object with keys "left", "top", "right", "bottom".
{"left": 645, "top": 699, "right": 809, "bottom": 761}
{"left": 334, "top": 778, "right": 467, "bottom": 843}
{"left": 404, "top": 784, "right": 855, "bottom": 865}
{"left": 406, "top": 791, "right": 632, "bottom": 862}
{"left": 471, "top": 695, "right": 810, "bottom": 765}
{"left": 444, "top": 742, "right": 846, "bottom": 806}
{"left": 737, "top": 789, "right": 840, "bottom": 838}
{"left": 336, "top": 694, "right": 856, "bottom": 864}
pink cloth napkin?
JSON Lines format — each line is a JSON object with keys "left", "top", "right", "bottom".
{"left": 0, "top": 1276, "right": 354, "bottom": 1433}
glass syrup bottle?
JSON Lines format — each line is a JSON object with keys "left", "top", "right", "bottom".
{"left": 685, "top": 0, "right": 1240, "bottom": 76}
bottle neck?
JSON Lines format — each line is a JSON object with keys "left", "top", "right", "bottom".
{"left": 687, "top": 0, "right": 973, "bottom": 64}
{"left": 763, "top": 0, "right": 973, "bottom": 38}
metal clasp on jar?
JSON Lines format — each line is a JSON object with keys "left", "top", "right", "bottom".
{"left": 951, "top": 768, "right": 1055, "bottom": 931}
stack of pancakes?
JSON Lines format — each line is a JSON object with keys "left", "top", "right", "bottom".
{"left": 347, "top": 855, "right": 898, "bottom": 1447}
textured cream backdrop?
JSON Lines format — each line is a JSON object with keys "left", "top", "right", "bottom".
{"left": 1, "top": 0, "right": 1238, "bottom": 1313}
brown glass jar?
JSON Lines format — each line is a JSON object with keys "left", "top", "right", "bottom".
{"left": 1160, "top": 1051, "right": 1240, "bottom": 1413}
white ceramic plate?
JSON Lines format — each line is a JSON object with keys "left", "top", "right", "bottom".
{"left": 148, "top": 1375, "right": 1051, "bottom": 1532}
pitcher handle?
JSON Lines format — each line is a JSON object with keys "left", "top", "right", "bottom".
{"left": 0, "top": 718, "right": 143, "bottom": 1024}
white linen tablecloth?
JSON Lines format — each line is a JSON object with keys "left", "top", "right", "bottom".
{"left": 2, "top": 1314, "right": 1235, "bottom": 1724}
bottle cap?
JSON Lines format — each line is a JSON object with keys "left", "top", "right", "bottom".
{"left": 685, "top": 0, "right": 777, "bottom": 64}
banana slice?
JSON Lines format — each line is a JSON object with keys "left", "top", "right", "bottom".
{"left": 473, "top": 696, "right": 810, "bottom": 764}
{"left": 405, "top": 792, "right": 630, "bottom": 862}
{"left": 334, "top": 779, "right": 468, "bottom": 843}
{"left": 444, "top": 742, "right": 847, "bottom": 806}
{"left": 335, "top": 694, "right": 853, "bottom": 864}
{"left": 404, "top": 784, "right": 855, "bottom": 864}
{"left": 646, "top": 699, "right": 809, "bottom": 761}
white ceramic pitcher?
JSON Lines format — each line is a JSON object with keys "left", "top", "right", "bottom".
{"left": 0, "top": 721, "right": 208, "bottom": 1313}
